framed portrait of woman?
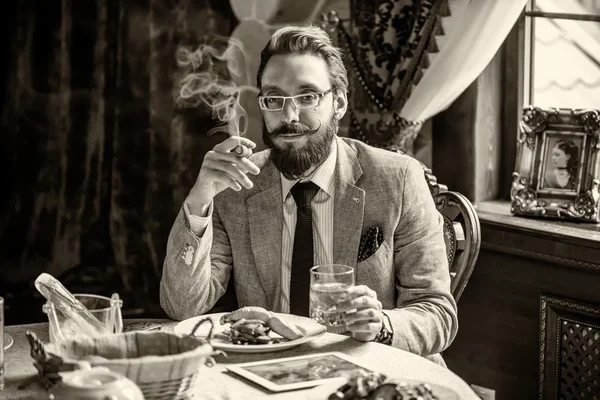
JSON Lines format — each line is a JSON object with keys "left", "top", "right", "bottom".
{"left": 511, "top": 106, "right": 600, "bottom": 222}
{"left": 538, "top": 133, "right": 585, "bottom": 193}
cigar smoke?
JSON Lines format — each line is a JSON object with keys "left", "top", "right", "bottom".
{"left": 176, "top": 36, "right": 258, "bottom": 139}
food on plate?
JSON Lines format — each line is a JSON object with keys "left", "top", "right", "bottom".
{"left": 266, "top": 314, "right": 303, "bottom": 340}
{"left": 329, "top": 372, "right": 440, "bottom": 400}
{"left": 219, "top": 306, "right": 273, "bottom": 324}
{"left": 218, "top": 307, "right": 304, "bottom": 345}
{"left": 219, "top": 318, "right": 279, "bottom": 345}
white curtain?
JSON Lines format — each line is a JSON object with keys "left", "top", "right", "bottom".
{"left": 400, "top": 0, "right": 528, "bottom": 121}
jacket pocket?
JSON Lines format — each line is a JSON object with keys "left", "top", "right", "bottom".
{"left": 355, "top": 240, "right": 395, "bottom": 308}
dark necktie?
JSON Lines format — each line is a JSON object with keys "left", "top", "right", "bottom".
{"left": 290, "top": 181, "right": 319, "bottom": 316}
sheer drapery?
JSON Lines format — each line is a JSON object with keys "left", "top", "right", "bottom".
{"left": 400, "top": 0, "right": 528, "bottom": 121}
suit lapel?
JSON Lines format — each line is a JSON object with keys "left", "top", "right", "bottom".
{"left": 247, "top": 160, "right": 283, "bottom": 308}
{"left": 333, "top": 137, "right": 365, "bottom": 268}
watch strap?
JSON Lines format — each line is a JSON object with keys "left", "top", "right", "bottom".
{"left": 374, "top": 311, "right": 393, "bottom": 345}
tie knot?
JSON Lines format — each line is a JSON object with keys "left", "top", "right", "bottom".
{"left": 290, "top": 181, "right": 319, "bottom": 208}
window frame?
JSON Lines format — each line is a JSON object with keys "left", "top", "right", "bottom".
{"left": 501, "top": 1, "right": 600, "bottom": 199}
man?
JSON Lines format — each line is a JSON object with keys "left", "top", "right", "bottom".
{"left": 160, "top": 25, "right": 458, "bottom": 363}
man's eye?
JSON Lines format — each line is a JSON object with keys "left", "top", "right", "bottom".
{"left": 298, "top": 94, "right": 318, "bottom": 103}
{"left": 266, "top": 97, "right": 279, "bottom": 104}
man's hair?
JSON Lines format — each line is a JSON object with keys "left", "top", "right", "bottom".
{"left": 256, "top": 25, "right": 348, "bottom": 94}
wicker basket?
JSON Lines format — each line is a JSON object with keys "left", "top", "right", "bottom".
{"left": 26, "top": 318, "right": 223, "bottom": 400}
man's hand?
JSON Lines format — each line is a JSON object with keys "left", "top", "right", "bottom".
{"left": 336, "top": 285, "right": 383, "bottom": 342}
{"left": 187, "top": 137, "right": 260, "bottom": 215}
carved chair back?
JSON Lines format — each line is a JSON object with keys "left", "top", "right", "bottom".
{"left": 421, "top": 165, "right": 481, "bottom": 302}
{"left": 388, "top": 150, "right": 481, "bottom": 302}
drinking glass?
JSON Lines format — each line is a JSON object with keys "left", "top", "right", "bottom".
{"left": 309, "top": 264, "right": 355, "bottom": 334}
{"left": 42, "top": 293, "right": 123, "bottom": 342}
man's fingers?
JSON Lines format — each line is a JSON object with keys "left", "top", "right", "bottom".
{"left": 344, "top": 285, "right": 378, "bottom": 300}
{"left": 212, "top": 171, "right": 242, "bottom": 192}
{"left": 343, "top": 308, "right": 381, "bottom": 325}
{"left": 205, "top": 150, "right": 260, "bottom": 175}
{"left": 345, "top": 321, "right": 381, "bottom": 334}
{"left": 344, "top": 308, "right": 383, "bottom": 342}
{"left": 337, "top": 295, "right": 382, "bottom": 312}
{"left": 204, "top": 162, "right": 254, "bottom": 190}
{"left": 213, "top": 136, "right": 256, "bottom": 153}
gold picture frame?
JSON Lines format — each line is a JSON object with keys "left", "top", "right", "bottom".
{"left": 511, "top": 106, "right": 600, "bottom": 222}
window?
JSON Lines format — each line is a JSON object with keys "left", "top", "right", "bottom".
{"left": 492, "top": 0, "right": 600, "bottom": 199}
{"left": 524, "top": 0, "right": 600, "bottom": 109}
{"left": 427, "top": 1, "right": 599, "bottom": 202}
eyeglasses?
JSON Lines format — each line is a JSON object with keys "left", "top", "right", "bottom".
{"left": 257, "top": 88, "right": 334, "bottom": 111}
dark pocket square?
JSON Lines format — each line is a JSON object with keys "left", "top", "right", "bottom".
{"left": 358, "top": 226, "right": 383, "bottom": 262}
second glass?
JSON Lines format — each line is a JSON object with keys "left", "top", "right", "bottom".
{"left": 309, "top": 264, "right": 354, "bottom": 334}
{"left": 42, "top": 293, "right": 123, "bottom": 342}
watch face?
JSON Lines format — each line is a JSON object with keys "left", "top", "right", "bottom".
{"left": 376, "top": 313, "right": 393, "bottom": 345}
{"left": 374, "top": 329, "right": 387, "bottom": 344}
{"left": 375, "top": 323, "right": 393, "bottom": 345}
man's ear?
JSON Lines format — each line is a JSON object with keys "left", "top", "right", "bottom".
{"left": 333, "top": 90, "right": 348, "bottom": 121}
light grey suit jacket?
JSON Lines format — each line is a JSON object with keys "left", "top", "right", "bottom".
{"left": 160, "top": 136, "right": 458, "bottom": 360}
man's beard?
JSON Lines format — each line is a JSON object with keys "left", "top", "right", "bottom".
{"left": 263, "top": 117, "right": 338, "bottom": 180}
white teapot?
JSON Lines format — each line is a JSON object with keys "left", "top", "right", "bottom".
{"left": 49, "top": 366, "right": 144, "bottom": 400}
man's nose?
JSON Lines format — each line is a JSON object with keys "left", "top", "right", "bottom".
{"left": 280, "top": 98, "right": 300, "bottom": 124}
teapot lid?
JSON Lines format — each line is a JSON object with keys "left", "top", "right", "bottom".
{"left": 50, "top": 367, "right": 144, "bottom": 400}
{"left": 63, "top": 368, "right": 125, "bottom": 388}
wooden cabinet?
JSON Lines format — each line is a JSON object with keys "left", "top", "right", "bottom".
{"left": 443, "top": 201, "right": 600, "bottom": 400}
{"left": 539, "top": 295, "right": 600, "bottom": 399}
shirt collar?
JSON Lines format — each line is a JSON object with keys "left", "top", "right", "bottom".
{"left": 280, "top": 138, "right": 338, "bottom": 201}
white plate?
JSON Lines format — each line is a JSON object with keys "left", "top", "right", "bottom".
{"left": 4, "top": 333, "right": 14, "bottom": 351}
{"left": 174, "top": 312, "right": 326, "bottom": 353}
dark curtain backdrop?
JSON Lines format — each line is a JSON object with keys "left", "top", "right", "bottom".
{"left": 0, "top": 0, "right": 236, "bottom": 324}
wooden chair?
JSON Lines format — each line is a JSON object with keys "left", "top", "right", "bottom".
{"left": 422, "top": 164, "right": 481, "bottom": 302}
{"left": 383, "top": 147, "right": 481, "bottom": 302}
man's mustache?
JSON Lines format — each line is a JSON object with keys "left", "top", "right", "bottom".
{"left": 270, "top": 122, "right": 321, "bottom": 136}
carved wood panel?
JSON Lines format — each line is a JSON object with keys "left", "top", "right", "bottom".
{"left": 539, "top": 295, "right": 600, "bottom": 400}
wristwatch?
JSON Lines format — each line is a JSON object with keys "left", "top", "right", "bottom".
{"left": 374, "top": 312, "right": 393, "bottom": 345}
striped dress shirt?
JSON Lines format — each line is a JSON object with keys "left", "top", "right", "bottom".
{"left": 185, "top": 139, "right": 337, "bottom": 313}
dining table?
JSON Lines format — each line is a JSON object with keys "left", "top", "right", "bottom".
{"left": 2, "top": 318, "right": 480, "bottom": 399}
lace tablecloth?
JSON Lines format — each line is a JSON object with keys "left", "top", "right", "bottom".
{"left": 2, "top": 320, "right": 479, "bottom": 399}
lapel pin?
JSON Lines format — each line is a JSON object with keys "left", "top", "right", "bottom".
{"left": 353, "top": 197, "right": 360, "bottom": 203}
{"left": 182, "top": 243, "right": 194, "bottom": 266}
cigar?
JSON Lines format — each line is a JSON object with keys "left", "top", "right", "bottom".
{"left": 232, "top": 144, "right": 252, "bottom": 158}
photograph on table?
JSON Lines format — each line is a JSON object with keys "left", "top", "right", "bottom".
{"left": 511, "top": 106, "right": 600, "bottom": 222}
{"left": 225, "top": 352, "right": 374, "bottom": 392}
